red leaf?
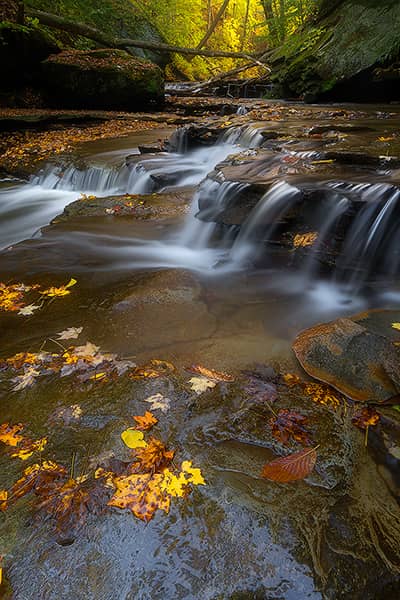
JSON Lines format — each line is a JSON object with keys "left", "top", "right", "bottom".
{"left": 261, "top": 447, "right": 317, "bottom": 483}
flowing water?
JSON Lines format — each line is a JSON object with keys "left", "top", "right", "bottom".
{"left": 1, "top": 102, "right": 400, "bottom": 599}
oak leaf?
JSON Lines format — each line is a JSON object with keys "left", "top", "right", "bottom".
{"left": 133, "top": 411, "right": 158, "bottom": 431}
{"left": 261, "top": 447, "right": 317, "bottom": 483}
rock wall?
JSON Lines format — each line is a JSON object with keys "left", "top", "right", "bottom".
{"left": 269, "top": 0, "right": 400, "bottom": 102}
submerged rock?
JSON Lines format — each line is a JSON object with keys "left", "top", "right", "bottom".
{"left": 293, "top": 310, "right": 400, "bottom": 402}
{"left": 41, "top": 49, "right": 164, "bottom": 111}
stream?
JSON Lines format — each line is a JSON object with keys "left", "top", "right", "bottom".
{"left": 0, "top": 99, "right": 400, "bottom": 599}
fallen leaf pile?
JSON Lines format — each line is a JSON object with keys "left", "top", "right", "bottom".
{"left": 0, "top": 279, "right": 76, "bottom": 314}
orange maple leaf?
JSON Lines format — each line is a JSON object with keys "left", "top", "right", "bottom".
{"left": 132, "top": 411, "right": 158, "bottom": 431}
{"left": 132, "top": 438, "right": 174, "bottom": 473}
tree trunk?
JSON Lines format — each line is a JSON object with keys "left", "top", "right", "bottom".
{"left": 240, "top": 0, "right": 251, "bottom": 51}
{"left": 261, "top": 0, "right": 279, "bottom": 44}
{"left": 26, "top": 8, "right": 256, "bottom": 60}
{"left": 195, "top": 0, "right": 231, "bottom": 52}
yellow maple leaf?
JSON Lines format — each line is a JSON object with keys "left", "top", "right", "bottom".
{"left": 41, "top": 278, "right": 77, "bottom": 298}
{"left": 391, "top": 322, "right": 400, "bottom": 331}
{"left": 121, "top": 429, "right": 148, "bottom": 449}
{"left": 181, "top": 460, "right": 206, "bottom": 485}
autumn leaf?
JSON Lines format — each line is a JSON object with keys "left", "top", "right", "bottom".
{"left": 143, "top": 393, "right": 170, "bottom": 413}
{"left": 180, "top": 460, "right": 206, "bottom": 486}
{"left": 293, "top": 232, "right": 318, "bottom": 248}
{"left": 121, "top": 429, "right": 148, "bottom": 449}
{"left": 0, "top": 490, "right": 7, "bottom": 511}
{"left": 188, "top": 377, "right": 216, "bottom": 394}
{"left": 5, "top": 461, "right": 67, "bottom": 507}
{"left": 108, "top": 472, "right": 171, "bottom": 522}
{"left": 243, "top": 370, "right": 278, "bottom": 403}
{"left": 185, "top": 364, "right": 234, "bottom": 382}
{"left": 269, "top": 409, "right": 312, "bottom": 446}
{"left": 56, "top": 327, "right": 83, "bottom": 340}
{"left": 40, "top": 278, "right": 77, "bottom": 298}
{"left": 132, "top": 438, "right": 174, "bottom": 473}
{"left": 303, "top": 382, "right": 341, "bottom": 408}
{"left": 5, "top": 352, "right": 39, "bottom": 369}
{"left": 352, "top": 407, "right": 380, "bottom": 430}
{"left": 48, "top": 405, "right": 83, "bottom": 426}
{"left": 261, "top": 447, "right": 317, "bottom": 483}
{"left": 18, "top": 304, "right": 40, "bottom": 316}
{"left": 0, "top": 423, "right": 24, "bottom": 447}
{"left": 283, "top": 373, "right": 302, "bottom": 387}
{"left": 133, "top": 411, "right": 158, "bottom": 431}
{"left": 391, "top": 323, "right": 400, "bottom": 331}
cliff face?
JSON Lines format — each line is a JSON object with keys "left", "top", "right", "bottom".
{"left": 269, "top": 0, "right": 400, "bottom": 102}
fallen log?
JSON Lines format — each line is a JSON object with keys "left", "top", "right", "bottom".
{"left": 192, "top": 54, "right": 271, "bottom": 94}
{"left": 26, "top": 9, "right": 258, "bottom": 60}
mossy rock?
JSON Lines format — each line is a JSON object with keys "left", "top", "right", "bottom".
{"left": 41, "top": 49, "right": 164, "bottom": 110}
{"left": 270, "top": 0, "right": 400, "bottom": 102}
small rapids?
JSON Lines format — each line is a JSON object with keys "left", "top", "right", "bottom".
{"left": 1, "top": 120, "right": 400, "bottom": 311}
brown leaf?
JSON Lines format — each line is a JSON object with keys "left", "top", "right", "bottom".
{"left": 352, "top": 407, "right": 380, "bottom": 430}
{"left": 261, "top": 447, "right": 317, "bottom": 483}
{"left": 185, "top": 364, "right": 234, "bottom": 382}
{"left": 269, "top": 409, "right": 312, "bottom": 446}
{"left": 132, "top": 438, "right": 175, "bottom": 474}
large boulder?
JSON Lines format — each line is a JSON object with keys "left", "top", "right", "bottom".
{"left": 293, "top": 310, "right": 400, "bottom": 402}
{"left": 269, "top": 0, "right": 400, "bottom": 102}
{"left": 41, "top": 49, "right": 164, "bottom": 110}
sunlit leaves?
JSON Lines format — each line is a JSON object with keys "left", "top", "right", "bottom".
{"left": 269, "top": 409, "right": 312, "bottom": 446}
{"left": 261, "top": 447, "right": 317, "bottom": 483}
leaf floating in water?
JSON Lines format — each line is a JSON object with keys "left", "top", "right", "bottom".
{"left": 11, "top": 367, "right": 41, "bottom": 391}
{"left": 10, "top": 437, "right": 47, "bottom": 461}
{"left": 261, "top": 447, "right": 317, "bottom": 483}
{"left": 391, "top": 322, "right": 400, "bottom": 331}
{"left": 18, "top": 304, "right": 41, "bottom": 316}
{"left": 56, "top": 327, "right": 83, "bottom": 340}
{"left": 352, "top": 407, "right": 380, "bottom": 430}
{"left": 133, "top": 438, "right": 174, "bottom": 473}
{"left": 121, "top": 429, "right": 148, "bottom": 449}
{"left": 143, "top": 393, "right": 170, "bottom": 413}
{"left": 293, "top": 232, "right": 318, "bottom": 248}
{"left": 133, "top": 411, "right": 158, "bottom": 431}
{"left": 269, "top": 409, "right": 312, "bottom": 446}
{"left": 186, "top": 364, "right": 234, "bottom": 382}
{"left": 188, "top": 377, "right": 217, "bottom": 394}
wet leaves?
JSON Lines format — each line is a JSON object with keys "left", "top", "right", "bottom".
{"left": 121, "top": 429, "right": 148, "bottom": 449}
{"left": 0, "top": 422, "right": 47, "bottom": 460}
{"left": 0, "top": 423, "right": 24, "bottom": 447}
{"left": 143, "top": 393, "right": 170, "bottom": 413}
{"left": 56, "top": 327, "right": 83, "bottom": 340}
{"left": 269, "top": 409, "right": 312, "bottom": 446}
{"left": 261, "top": 447, "right": 317, "bottom": 483}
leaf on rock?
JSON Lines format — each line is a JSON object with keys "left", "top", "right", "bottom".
{"left": 352, "top": 407, "right": 380, "bottom": 430}
{"left": 56, "top": 327, "right": 83, "bottom": 340}
{"left": 121, "top": 429, "right": 148, "bottom": 449}
{"left": 261, "top": 447, "right": 317, "bottom": 483}
{"left": 133, "top": 411, "right": 158, "bottom": 431}
{"left": 132, "top": 437, "right": 174, "bottom": 473}
{"left": 303, "top": 382, "right": 341, "bottom": 408}
{"left": 6, "top": 461, "right": 67, "bottom": 507}
{"left": 143, "top": 393, "right": 170, "bottom": 413}
{"left": 269, "top": 409, "right": 312, "bottom": 446}
{"left": 186, "top": 364, "right": 234, "bottom": 382}
{"left": 0, "top": 423, "right": 24, "bottom": 447}
{"left": 108, "top": 472, "right": 171, "bottom": 522}
{"left": 188, "top": 376, "right": 217, "bottom": 394}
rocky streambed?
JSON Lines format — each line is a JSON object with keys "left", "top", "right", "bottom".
{"left": 0, "top": 98, "right": 400, "bottom": 599}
